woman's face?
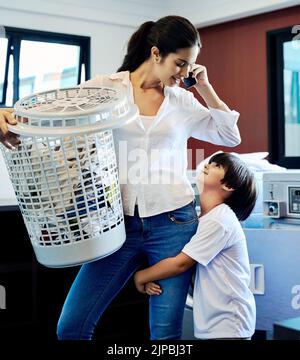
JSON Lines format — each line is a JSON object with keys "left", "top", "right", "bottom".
{"left": 155, "top": 45, "right": 199, "bottom": 87}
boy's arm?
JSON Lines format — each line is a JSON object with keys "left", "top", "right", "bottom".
{"left": 134, "top": 252, "right": 196, "bottom": 291}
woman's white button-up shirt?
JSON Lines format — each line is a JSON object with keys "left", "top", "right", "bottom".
{"left": 83, "top": 71, "right": 241, "bottom": 217}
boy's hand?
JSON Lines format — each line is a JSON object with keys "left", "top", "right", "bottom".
{"left": 145, "top": 282, "right": 162, "bottom": 296}
{"left": 134, "top": 271, "right": 146, "bottom": 294}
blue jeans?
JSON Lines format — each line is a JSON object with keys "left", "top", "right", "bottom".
{"left": 57, "top": 200, "right": 198, "bottom": 340}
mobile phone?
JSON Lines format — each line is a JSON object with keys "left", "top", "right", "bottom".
{"left": 183, "top": 72, "right": 197, "bottom": 88}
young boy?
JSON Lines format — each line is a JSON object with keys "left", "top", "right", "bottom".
{"left": 134, "top": 152, "right": 257, "bottom": 340}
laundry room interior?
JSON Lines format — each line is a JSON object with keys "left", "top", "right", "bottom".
{"left": 0, "top": 0, "right": 300, "bottom": 344}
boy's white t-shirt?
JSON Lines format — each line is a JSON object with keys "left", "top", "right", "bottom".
{"left": 182, "top": 203, "right": 256, "bottom": 339}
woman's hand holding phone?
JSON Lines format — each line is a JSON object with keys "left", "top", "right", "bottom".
{"left": 183, "top": 64, "right": 209, "bottom": 88}
{"left": 183, "top": 72, "right": 197, "bottom": 88}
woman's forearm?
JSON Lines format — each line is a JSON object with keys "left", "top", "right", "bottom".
{"left": 195, "top": 83, "right": 230, "bottom": 112}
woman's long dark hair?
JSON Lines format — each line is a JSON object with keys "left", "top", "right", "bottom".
{"left": 209, "top": 153, "right": 258, "bottom": 221}
{"left": 117, "top": 15, "right": 201, "bottom": 72}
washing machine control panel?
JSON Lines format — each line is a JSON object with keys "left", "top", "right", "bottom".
{"left": 263, "top": 171, "right": 300, "bottom": 219}
{"left": 288, "top": 187, "right": 300, "bottom": 215}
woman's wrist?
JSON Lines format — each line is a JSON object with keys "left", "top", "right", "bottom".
{"left": 195, "top": 83, "right": 230, "bottom": 112}
{"left": 195, "top": 82, "right": 218, "bottom": 103}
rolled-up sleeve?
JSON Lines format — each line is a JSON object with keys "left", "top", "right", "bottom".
{"left": 183, "top": 91, "right": 241, "bottom": 147}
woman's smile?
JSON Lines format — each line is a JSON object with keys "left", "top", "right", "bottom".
{"left": 170, "top": 75, "right": 181, "bottom": 85}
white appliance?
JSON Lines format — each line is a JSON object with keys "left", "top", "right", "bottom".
{"left": 263, "top": 170, "right": 300, "bottom": 218}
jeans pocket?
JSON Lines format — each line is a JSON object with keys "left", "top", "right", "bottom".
{"left": 168, "top": 203, "right": 198, "bottom": 225}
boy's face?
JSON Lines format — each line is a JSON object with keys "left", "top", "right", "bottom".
{"left": 197, "top": 161, "right": 226, "bottom": 193}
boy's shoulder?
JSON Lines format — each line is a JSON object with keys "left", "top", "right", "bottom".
{"left": 202, "top": 204, "right": 242, "bottom": 231}
{"left": 200, "top": 204, "right": 245, "bottom": 247}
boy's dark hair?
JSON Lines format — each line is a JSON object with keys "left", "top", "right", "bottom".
{"left": 209, "top": 152, "right": 258, "bottom": 221}
{"left": 117, "top": 15, "right": 201, "bottom": 72}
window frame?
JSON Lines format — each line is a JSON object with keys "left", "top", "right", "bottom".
{"left": 267, "top": 26, "right": 300, "bottom": 168}
{"left": 0, "top": 26, "right": 90, "bottom": 107}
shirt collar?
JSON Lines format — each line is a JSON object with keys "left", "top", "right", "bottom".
{"left": 108, "top": 71, "right": 169, "bottom": 132}
{"left": 109, "top": 70, "right": 170, "bottom": 95}
{"left": 109, "top": 71, "right": 130, "bottom": 87}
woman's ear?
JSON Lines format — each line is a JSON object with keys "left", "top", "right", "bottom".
{"left": 151, "top": 46, "right": 161, "bottom": 63}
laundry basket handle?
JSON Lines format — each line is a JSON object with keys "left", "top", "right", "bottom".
{"left": 7, "top": 105, "right": 138, "bottom": 137}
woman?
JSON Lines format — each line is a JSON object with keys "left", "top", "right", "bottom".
{"left": 0, "top": 16, "right": 241, "bottom": 340}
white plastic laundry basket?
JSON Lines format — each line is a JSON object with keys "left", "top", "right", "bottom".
{"left": 1, "top": 86, "right": 138, "bottom": 267}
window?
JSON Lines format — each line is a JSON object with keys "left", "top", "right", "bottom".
{"left": 0, "top": 27, "right": 90, "bottom": 107}
{"left": 267, "top": 26, "right": 300, "bottom": 168}
{"left": 0, "top": 37, "right": 8, "bottom": 103}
